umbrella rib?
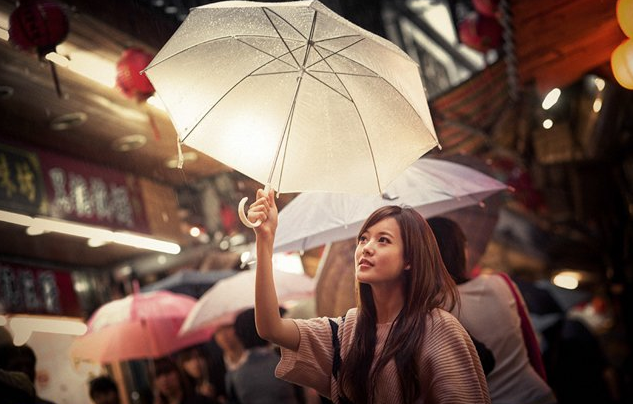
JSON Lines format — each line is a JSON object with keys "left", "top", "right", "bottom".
{"left": 310, "top": 43, "right": 434, "bottom": 151}
{"left": 301, "top": 70, "right": 352, "bottom": 102}
{"left": 234, "top": 37, "right": 299, "bottom": 70}
{"left": 181, "top": 54, "right": 296, "bottom": 142}
{"left": 262, "top": 7, "right": 304, "bottom": 69}
{"left": 147, "top": 34, "right": 303, "bottom": 71}
{"left": 313, "top": 34, "right": 365, "bottom": 44}
{"left": 310, "top": 43, "right": 383, "bottom": 192}
{"left": 268, "top": 9, "right": 319, "bottom": 189}
{"left": 305, "top": 38, "right": 367, "bottom": 70}
{"left": 308, "top": 70, "right": 381, "bottom": 78}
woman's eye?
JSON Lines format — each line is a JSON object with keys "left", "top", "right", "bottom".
{"left": 379, "top": 236, "right": 391, "bottom": 243}
{"left": 358, "top": 235, "right": 367, "bottom": 243}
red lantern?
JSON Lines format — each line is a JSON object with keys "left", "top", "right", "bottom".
{"left": 472, "top": 0, "right": 500, "bottom": 18}
{"left": 9, "top": 0, "right": 69, "bottom": 97}
{"left": 458, "top": 13, "right": 503, "bottom": 53}
{"left": 9, "top": 0, "right": 69, "bottom": 55}
{"left": 116, "top": 47, "right": 162, "bottom": 140}
{"left": 115, "top": 47, "right": 156, "bottom": 102}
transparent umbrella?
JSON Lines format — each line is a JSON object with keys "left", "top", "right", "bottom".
{"left": 144, "top": 0, "right": 438, "bottom": 227}
{"left": 273, "top": 157, "right": 508, "bottom": 252}
{"left": 179, "top": 269, "right": 315, "bottom": 335}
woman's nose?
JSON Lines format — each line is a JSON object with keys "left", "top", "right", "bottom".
{"left": 362, "top": 242, "right": 374, "bottom": 255}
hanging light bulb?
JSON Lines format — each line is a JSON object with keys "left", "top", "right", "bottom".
{"left": 617, "top": 0, "right": 633, "bottom": 38}
{"left": 611, "top": 39, "right": 633, "bottom": 90}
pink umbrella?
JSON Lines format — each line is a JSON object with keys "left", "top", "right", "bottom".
{"left": 70, "top": 289, "right": 213, "bottom": 363}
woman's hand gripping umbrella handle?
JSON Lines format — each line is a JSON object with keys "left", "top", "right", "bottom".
{"left": 238, "top": 183, "right": 271, "bottom": 228}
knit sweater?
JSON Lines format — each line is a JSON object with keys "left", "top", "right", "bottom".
{"left": 276, "top": 307, "right": 490, "bottom": 404}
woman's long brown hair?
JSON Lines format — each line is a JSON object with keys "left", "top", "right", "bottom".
{"left": 339, "top": 206, "right": 458, "bottom": 403}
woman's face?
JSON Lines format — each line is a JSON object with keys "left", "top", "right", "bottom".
{"left": 154, "top": 369, "right": 181, "bottom": 397}
{"left": 355, "top": 217, "right": 407, "bottom": 286}
{"left": 182, "top": 353, "right": 205, "bottom": 379}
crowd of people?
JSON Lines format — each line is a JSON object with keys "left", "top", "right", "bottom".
{"left": 1, "top": 194, "right": 618, "bottom": 404}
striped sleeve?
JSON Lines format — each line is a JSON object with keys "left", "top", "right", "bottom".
{"left": 421, "top": 310, "right": 491, "bottom": 404}
{"left": 275, "top": 316, "right": 335, "bottom": 398}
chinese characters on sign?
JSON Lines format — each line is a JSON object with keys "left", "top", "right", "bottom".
{"left": 0, "top": 262, "right": 81, "bottom": 316}
{"left": 0, "top": 143, "right": 46, "bottom": 215}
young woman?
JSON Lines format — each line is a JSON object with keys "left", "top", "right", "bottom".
{"left": 247, "top": 189, "right": 490, "bottom": 403}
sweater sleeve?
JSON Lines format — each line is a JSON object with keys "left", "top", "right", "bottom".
{"left": 422, "top": 310, "right": 491, "bottom": 404}
{"left": 275, "top": 316, "right": 335, "bottom": 398}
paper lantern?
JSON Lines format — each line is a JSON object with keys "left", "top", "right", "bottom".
{"left": 9, "top": 0, "right": 69, "bottom": 97}
{"left": 473, "top": 0, "right": 500, "bottom": 18}
{"left": 458, "top": 13, "right": 503, "bottom": 53}
{"left": 116, "top": 47, "right": 156, "bottom": 102}
{"left": 611, "top": 39, "right": 633, "bottom": 90}
{"left": 617, "top": 0, "right": 633, "bottom": 38}
{"left": 9, "top": 0, "right": 69, "bottom": 56}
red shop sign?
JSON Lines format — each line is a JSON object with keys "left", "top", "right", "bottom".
{"left": 0, "top": 262, "right": 81, "bottom": 316}
{"left": 37, "top": 150, "right": 149, "bottom": 233}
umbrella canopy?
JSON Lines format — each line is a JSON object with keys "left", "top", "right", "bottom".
{"left": 140, "top": 269, "right": 238, "bottom": 298}
{"left": 273, "top": 157, "right": 508, "bottom": 252}
{"left": 144, "top": 0, "right": 438, "bottom": 199}
{"left": 179, "top": 269, "right": 315, "bottom": 335}
{"left": 70, "top": 290, "right": 213, "bottom": 363}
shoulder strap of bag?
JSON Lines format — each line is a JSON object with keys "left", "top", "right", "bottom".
{"left": 497, "top": 272, "right": 548, "bottom": 381}
{"left": 328, "top": 315, "right": 353, "bottom": 403}
{"left": 328, "top": 315, "right": 345, "bottom": 378}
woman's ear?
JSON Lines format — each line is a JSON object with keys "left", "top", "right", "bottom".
{"left": 404, "top": 263, "right": 411, "bottom": 270}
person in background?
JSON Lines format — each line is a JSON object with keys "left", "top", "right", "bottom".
{"left": 226, "top": 307, "right": 302, "bottom": 404}
{"left": 248, "top": 189, "right": 490, "bottom": 403}
{"left": 428, "top": 216, "right": 557, "bottom": 404}
{"left": 152, "top": 356, "right": 217, "bottom": 404}
{"left": 89, "top": 375, "right": 121, "bottom": 404}
{"left": 0, "top": 344, "right": 56, "bottom": 404}
{"left": 177, "top": 346, "right": 219, "bottom": 400}
{"left": 0, "top": 368, "right": 36, "bottom": 404}
{"left": 214, "top": 324, "right": 245, "bottom": 373}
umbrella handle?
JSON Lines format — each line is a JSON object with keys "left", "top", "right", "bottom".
{"left": 238, "top": 183, "right": 271, "bottom": 228}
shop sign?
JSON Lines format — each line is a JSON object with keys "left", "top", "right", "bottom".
{"left": 37, "top": 150, "right": 149, "bottom": 233}
{"left": 0, "top": 143, "right": 47, "bottom": 215}
{"left": 0, "top": 262, "right": 81, "bottom": 316}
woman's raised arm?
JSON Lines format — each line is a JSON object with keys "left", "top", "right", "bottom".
{"left": 248, "top": 188, "right": 301, "bottom": 350}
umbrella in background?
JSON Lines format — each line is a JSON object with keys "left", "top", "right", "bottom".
{"left": 273, "top": 157, "right": 508, "bottom": 253}
{"left": 179, "top": 269, "right": 315, "bottom": 335}
{"left": 141, "top": 268, "right": 238, "bottom": 298}
{"left": 70, "top": 289, "right": 213, "bottom": 363}
{"left": 144, "top": 0, "right": 438, "bottom": 228}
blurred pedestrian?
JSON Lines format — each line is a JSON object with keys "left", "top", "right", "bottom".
{"left": 89, "top": 375, "right": 121, "bottom": 404}
{"left": 214, "top": 324, "right": 245, "bottom": 372}
{"left": 428, "top": 216, "right": 556, "bottom": 404}
{"left": 152, "top": 357, "right": 217, "bottom": 404}
{"left": 0, "top": 368, "right": 36, "bottom": 404}
{"left": 248, "top": 190, "right": 490, "bottom": 403}
{"left": 177, "top": 345, "right": 224, "bottom": 402}
{"left": 0, "top": 344, "right": 56, "bottom": 404}
{"left": 226, "top": 307, "right": 301, "bottom": 404}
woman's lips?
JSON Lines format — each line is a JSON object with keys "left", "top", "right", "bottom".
{"left": 358, "top": 258, "right": 373, "bottom": 269}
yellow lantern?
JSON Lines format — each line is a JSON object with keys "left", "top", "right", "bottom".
{"left": 611, "top": 39, "right": 633, "bottom": 89}
{"left": 617, "top": 0, "right": 633, "bottom": 37}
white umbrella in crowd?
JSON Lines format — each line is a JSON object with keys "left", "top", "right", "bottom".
{"left": 273, "top": 157, "right": 508, "bottom": 253}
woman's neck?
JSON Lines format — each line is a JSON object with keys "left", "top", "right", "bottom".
{"left": 371, "top": 283, "right": 404, "bottom": 324}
